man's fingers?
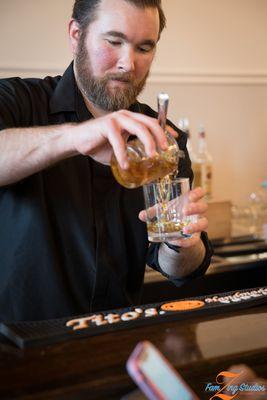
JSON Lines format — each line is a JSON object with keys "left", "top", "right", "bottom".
{"left": 117, "top": 110, "right": 169, "bottom": 151}
{"left": 188, "top": 187, "right": 206, "bottom": 202}
{"left": 183, "top": 201, "right": 208, "bottom": 216}
{"left": 110, "top": 113, "right": 158, "bottom": 160}
{"left": 183, "top": 217, "right": 208, "bottom": 235}
{"left": 139, "top": 206, "right": 157, "bottom": 222}
{"left": 139, "top": 209, "right": 147, "bottom": 222}
{"left": 105, "top": 120, "right": 129, "bottom": 169}
{"left": 166, "top": 124, "right": 178, "bottom": 138}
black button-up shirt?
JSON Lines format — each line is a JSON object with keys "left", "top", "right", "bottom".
{"left": 0, "top": 63, "right": 211, "bottom": 321}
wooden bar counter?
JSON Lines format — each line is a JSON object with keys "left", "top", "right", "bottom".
{"left": 0, "top": 289, "right": 267, "bottom": 399}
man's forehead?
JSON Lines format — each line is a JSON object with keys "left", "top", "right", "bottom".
{"left": 90, "top": 0, "right": 160, "bottom": 40}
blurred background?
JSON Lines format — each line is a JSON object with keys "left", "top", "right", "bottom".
{"left": 0, "top": 0, "right": 266, "bottom": 207}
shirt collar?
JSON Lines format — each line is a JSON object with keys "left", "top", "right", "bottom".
{"left": 49, "top": 62, "right": 77, "bottom": 115}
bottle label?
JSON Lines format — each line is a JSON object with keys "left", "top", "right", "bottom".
{"left": 201, "top": 163, "right": 212, "bottom": 199}
{"left": 192, "top": 162, "right": 212, "bottom": 199}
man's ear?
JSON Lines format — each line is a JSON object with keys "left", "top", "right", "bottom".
{"left": 68, "top": 18, "right": 81, "bottom": 56}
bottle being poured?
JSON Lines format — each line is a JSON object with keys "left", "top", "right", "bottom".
{"left": 110, "top": 93, "right": 183, "bottom": 189}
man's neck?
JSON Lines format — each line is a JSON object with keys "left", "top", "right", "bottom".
{"left": 82, "top": 95, "right": 110, "bottom": 118}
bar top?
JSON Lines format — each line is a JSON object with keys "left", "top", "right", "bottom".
{"left": 1, "top": 296, "right": 267, "bottom": 399}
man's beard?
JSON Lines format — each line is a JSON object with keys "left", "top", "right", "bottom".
{"left": 75, "top": 38, "right": 149, "bottom": 111}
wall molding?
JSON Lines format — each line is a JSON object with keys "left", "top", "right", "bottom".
{"left": 0, "top": 66, "right": 64, "bottom": 79}
{"left": 148, "top": 69, "right": 267, "bottom": 85}
{"left": 1, "top": 65, "right": 267, "bottom": 85}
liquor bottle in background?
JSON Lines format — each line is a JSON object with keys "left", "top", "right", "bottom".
{"left": 178, "top": 118, "right": 193, "bottom": 160}
{"left": 178, "top": 118, "right": 198, "bottom": 165}
{"left": 194, "top": 124, "right": 213, "bottom": 200}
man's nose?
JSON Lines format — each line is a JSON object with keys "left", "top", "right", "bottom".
{"left": 117, "top": 46, "right": 135, "bottom": 73}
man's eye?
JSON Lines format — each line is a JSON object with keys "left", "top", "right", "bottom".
{"left": 107, "top": 40, "right": 122, "bottom": 46}
{"left": 138, "top": 46, "right": 151, "bottom": 53}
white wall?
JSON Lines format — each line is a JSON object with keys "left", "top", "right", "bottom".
{"left": 1, "top": 0, "right": 266, "bottom": 205}
{"left": 0, "top": 0, "right": 72, "bottom": 75}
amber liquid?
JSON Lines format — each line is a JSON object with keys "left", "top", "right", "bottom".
{"left": 147, "top": 220, "right": 190, "bottom": 235}
{"left": 111, "top": 155, "right": 177, "bottom": 189}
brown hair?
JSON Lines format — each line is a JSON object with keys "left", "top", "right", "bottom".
{"left": 72, "top": 0, "right": 166, "bottom": 38}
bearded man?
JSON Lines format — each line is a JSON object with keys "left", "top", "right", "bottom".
{"left": 0, "top": 0, "right": 212, "bottom": 322}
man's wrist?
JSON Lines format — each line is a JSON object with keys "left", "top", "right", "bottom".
{"left": 164, "top": 242, "right": 181, "bottom": 252}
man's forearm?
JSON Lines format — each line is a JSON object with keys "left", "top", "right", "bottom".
{"left": 0, "top": 124, "right": 77, "bottom": 186}
{"left": 158, "top": 239, "right": 206, "bottom": 278}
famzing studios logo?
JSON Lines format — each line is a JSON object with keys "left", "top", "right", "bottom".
{"left": 205, "top": 370, "right": 266, "bottom": 399}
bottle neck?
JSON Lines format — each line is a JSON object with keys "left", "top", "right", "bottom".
{"left": 185, "top": 129, "right": 191, "bottom": 140}
{"left": 198, "top": 133, "right": 208, "bottom": 154}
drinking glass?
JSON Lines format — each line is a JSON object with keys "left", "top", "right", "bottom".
{"left": 143, "top": 177, "right": 196, "bottom": 242}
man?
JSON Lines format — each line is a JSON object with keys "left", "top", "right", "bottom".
{"left": 0, "top": 0, "right": 212, "bottom": 321}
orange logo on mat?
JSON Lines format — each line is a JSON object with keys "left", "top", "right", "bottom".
{"left": 161, "top": 300, "right": 205, "bottom": 311}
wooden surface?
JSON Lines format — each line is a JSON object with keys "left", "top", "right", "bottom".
{"left": 204, "top": 200, "right": 232, "bottom": 239}
{"left": 0, "top": 302, "right": 267, "bottom": 400}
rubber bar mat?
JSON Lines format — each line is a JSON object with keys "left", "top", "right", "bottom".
{"left": 1, "top": 286, "right": 267, "bottom": 348}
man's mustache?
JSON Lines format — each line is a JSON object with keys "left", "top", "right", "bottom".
{"left": 105, "top": 73, "right": 135, "bottom": 83}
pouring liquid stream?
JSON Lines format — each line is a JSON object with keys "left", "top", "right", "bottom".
{"left": 110, "top": 92, "right": 189, "bottom": 237}
{"left": 147, "top": 94, "right": 189, "bottom": 237}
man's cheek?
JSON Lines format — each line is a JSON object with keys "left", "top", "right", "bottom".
{"left": 93, "top": 47, "right": 117, "bottom": 72}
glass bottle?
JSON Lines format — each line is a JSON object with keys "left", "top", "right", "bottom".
{"left": 178, "top": 118, "right": 197, "bottom": 163}
{"left": 111, "top": 93, "right": 182, "bottom": 189}
{"left": 193, "top": 124, "right": 213, "bottom": 199}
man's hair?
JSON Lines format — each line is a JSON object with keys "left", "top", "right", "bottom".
{"left": 72, "top": 0, "right": 166, "bottom": 38}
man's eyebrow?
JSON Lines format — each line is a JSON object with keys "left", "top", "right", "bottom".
{"left": 104, "top": 31, "right": 128, "bottom": 40}
{"left": 104, "top": 31, "right": 156, "bottom": 47}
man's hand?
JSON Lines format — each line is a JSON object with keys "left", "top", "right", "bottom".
{"left": 71, "top": 109, "right": 178, "bottom": 169}
{"left": 139, "top": 186, "right": 208, "bottom": 248}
